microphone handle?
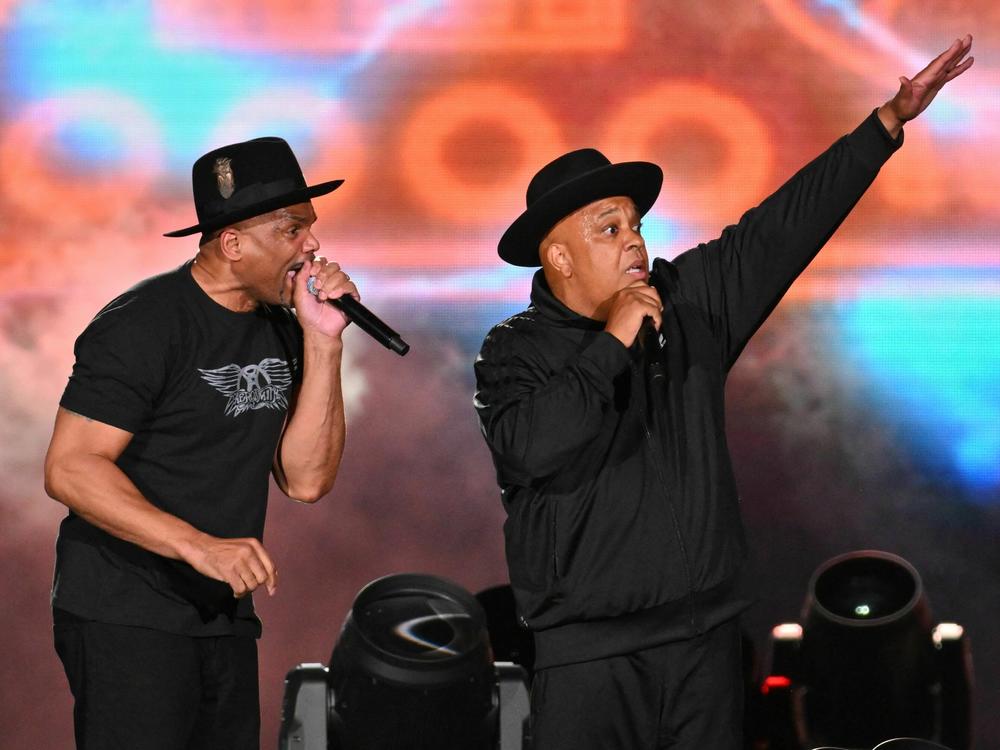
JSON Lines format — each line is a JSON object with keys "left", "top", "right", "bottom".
{"left": 332, "top": 295, "right": 410, "bottom": 356}
{"left": 306, "top": 277, "right": 410, "bottom": 356}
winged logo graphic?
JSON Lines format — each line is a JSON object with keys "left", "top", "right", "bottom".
{"left": 198, "top": 357, "right": 294, "bottom": 417}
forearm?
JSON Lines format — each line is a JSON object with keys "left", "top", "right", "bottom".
{"left": 676, "top": 109, "right": 901, "bottom": 364}
{"left": 274, "top": 334, "right": 346, "bottom": 502}
{"left": 44, "top": 451, "right": 208, "bottom": 562}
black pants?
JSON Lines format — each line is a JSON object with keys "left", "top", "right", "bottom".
{"left": 530, "top": 618, "right": 743, "bottom": 750}
{"left": 54, "top": 612, "right": 259, "bottom": 750}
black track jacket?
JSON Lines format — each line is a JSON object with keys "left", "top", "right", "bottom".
{"left": 474, "top": 111, "right": 903, "bottom": 669}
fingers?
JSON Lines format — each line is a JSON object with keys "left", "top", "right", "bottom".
{"left": 306, "top": 257, "right": 360, "bottom": 303}
{"left": 244, "top": 538, "right": 278, "bottom": 596}
{"left": 942, "top": 35, "right": 973, "bottom": 76}
{"left": 922, "top": 35, "right": 973, "bottom": 81}
{"left": 194, "top": 536, "right": 278, "bottom": 598}
{"left": 605, "top": 283, "right": 664, "bottom": 347}
{"left": 890, "top": 35, "right": 973, "bottom": 124}
{"left": 937, "top": 35, "right": 971, "bottom": 69}
{"left": 233, "top": 557, "right": 276, "bottom": 598}
{"left": 630, "top": 284, "right": 664, "bottom": 330}
{"left": 943, "top": 56, "right": 974, "bottom": 83}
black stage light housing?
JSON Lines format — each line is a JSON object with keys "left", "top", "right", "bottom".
{"left": 476, "top": 584, "right": 536, "bottom": 680}
{"left": 759, "top": 551, "right": 972, "bottom": 750}
{"left": 279, "top": 573, "right": 531, "bottom": 750}
{"left": 329, "top": 573, "right": 496, "bottom": 749}
{"left": 810, "top": 737, "right": 953, "bottom": 749}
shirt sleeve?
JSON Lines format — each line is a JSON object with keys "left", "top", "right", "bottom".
{"left": 59, "top": 293, "right": 169, "bottom": 434}
{"left": 668, "top": 108, "right": 903, "bottom": 370}
{"left": 474, "top": 322, "right": 630, "bottom": 484}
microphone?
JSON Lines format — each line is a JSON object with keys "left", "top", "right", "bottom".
{"left": 640, "top": 317, "right": 665, "bottom": 383}
{"left": 640, "top": 316, "right": 657, "bottom": 342}
{"left": 637, "top": 276, "right": 659, "bottom": 347}
{"left": 636, "top": 316, "right": 659, "bottom": 351}
{"left": 306, "top": 276, "right": 410, "bottom": 356}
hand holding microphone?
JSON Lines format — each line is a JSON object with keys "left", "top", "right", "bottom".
{"left": 604, "top": 280, "right": 663, "bottom": 349}
{"left": 303, "top": 269, "right": 409, "bottom": 356}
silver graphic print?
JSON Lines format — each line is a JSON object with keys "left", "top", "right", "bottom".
{"left": 213, "top": 156, "right": 235, "bottom": 199}
{"left": 198, "top": 357, "right": 294, "bottom": 417}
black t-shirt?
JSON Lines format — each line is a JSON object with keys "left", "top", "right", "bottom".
{"left": 53, "top": 261, "right": 303, "bottom": 637}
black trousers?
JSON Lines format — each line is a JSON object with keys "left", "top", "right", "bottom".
{"left": 530, "top": 618, "right": 743, "bottom": 750}
{"left": 54, "top": 612, "right": 259, "bottom": 750}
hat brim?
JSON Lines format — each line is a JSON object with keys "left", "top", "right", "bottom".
{"left": 163, "top": 179, "right": 344, "bottom": 237}
{"left": 498, "top": 162, "right": 663, "bottom": 267}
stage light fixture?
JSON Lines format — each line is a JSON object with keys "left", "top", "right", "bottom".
{"left": 279, "top": 573, "right": 531, "bottom": 750}
{"left": 759, "top": 550, "right": 972, "bottom": 750}
{"left": 811, "top": 736, "right": 953, "bottom": 749}
{"left": 476, "top": 584, "right": 536, "bottom": 680}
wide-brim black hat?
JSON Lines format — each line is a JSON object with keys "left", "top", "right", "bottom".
{"left": 164, "top": 136, "right": 343, "bottom": 237}
{"left": 498, "top": 148, "right": 663, "bottom": 267}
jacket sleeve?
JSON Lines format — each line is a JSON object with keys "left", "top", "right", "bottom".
{"left": 474, "top": 322, "right": 630, "bottom": 484}
{"left": 669, "top": 109, "right": 903, "bottom": 370}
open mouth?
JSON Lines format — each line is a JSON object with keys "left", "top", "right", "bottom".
{"left": 626, "top": 260, "right": 647, "bottom": 275}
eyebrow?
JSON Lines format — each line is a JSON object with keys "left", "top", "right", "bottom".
{"left": 277, "top": 209, "right": 316, "bottom": 224}
{"left": 596, "top": 204, "right": 640, "bottom": 223}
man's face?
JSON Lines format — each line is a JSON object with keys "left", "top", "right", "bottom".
{"left": 231, "top": 202, "right": 320, "bottom": 306}
{"left": 544, "top": 195, "right": 649, "bottom": 319}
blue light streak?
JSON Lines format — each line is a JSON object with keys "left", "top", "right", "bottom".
{"left": 923, "top": 97, "right": 975, "bottom": 139}
{"left": 3, "top": 0, "right": 439, "bottom": 169}
{"left": 56, "top": 120, "right": 127, "bottom": 169}
{"left": 812, "top": 0, "right": 864, "bottom": 30}
{"left": 834, "top": 291, "right": 1000, "bottom": 495}
{"left": 642, "top": 211, "right": 682, "bottom": 259}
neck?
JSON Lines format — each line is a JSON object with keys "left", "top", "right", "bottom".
{"left": 545, "top": 270, "right": 608, "bottom": 321}
{"left": 191, "top": 249, "right": 258, "bottom": 313}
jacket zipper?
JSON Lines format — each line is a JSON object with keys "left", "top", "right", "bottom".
{"left": 637, "top": 361, "right": 697, "bottom": 628}
{"left": 551, "top": 509, "right": 560, "bottom": 579}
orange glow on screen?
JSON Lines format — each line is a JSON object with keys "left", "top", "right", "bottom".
{"left": 399, "top": 81, "right": 565, "bottom": 227}
{"left": 0, "top": 93, "right": 165, "bottom": 227}
{"left": 605, "top": 81, "right": 775, "bottom": 226}
{"left": 154, "top": 0, "right": 627, "bottom": 53}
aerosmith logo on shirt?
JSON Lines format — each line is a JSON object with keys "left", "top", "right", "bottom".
{"left": 198, "top": 358, "right": 294, "bottom": 417}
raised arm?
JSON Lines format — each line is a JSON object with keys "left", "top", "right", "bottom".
{"left": 44, "top": 408, "right": 277, "bottom": 597}
{"left": 669, "top": 36, "right": 973, "bottom": 369}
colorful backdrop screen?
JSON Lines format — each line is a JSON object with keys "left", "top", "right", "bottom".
{"left": 1, "top": 0, "right": 998, "bottom": 746}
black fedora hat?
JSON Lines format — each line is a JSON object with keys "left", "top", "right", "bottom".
{"left": 164, "top": 137, "right": 343, "bottom": 237}
{"left": 498, "top": 148, "right": 663, "bottom": 267}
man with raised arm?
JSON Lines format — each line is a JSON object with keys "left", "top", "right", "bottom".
{"left": 474, "top": 38, "right": 973, "bottom": 750}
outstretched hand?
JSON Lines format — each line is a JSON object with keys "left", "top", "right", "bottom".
{"left": 878, "top": 35, "right": 974, "bottom": 137}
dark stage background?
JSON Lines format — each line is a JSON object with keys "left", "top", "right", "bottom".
{"left": 1, "top": 1, "right": 998, "bottom": 747}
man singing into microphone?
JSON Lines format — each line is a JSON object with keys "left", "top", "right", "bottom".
{"left": 474, "top": 38, "right": 973, "bottom": 749}
{"left": 44, "top": 137, "right": 355, "bottom": 749}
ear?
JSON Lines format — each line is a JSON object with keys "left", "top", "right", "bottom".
{"left": 218, "top": 227, "right": 242, "bottom": 262}
{"left": 542, "top": 240, "right": 573, "bottom": 279}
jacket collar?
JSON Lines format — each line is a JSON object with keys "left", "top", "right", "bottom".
{"left": 530, "top": 270, "right": 606, "bottom": 331}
